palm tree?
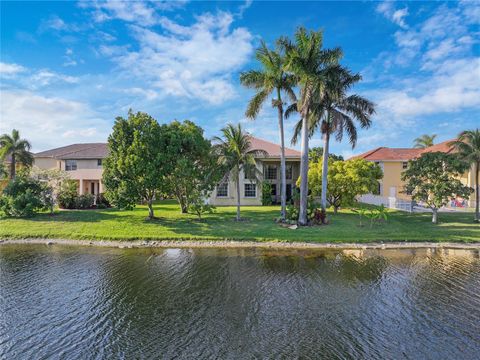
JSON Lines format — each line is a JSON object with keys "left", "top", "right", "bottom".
{"left": 0, "top": 129, "right": 33, "bottom": 179}
{"left": 280, "top": 27, "right": 342, "bottom": 225}
{"left": 448, "top": 129, "right": 480, "bottom": 222}
{"left": 213, "top": 124, "right": 267, "bottom": 221}
{"left": 240, "top": 40, "right": 296, "bottom": 221}
{"left": 289, "top": 65, "right": 375, "bottom": 214}
{"left": 414, "top": 134, "right": 437, "bottom": 148}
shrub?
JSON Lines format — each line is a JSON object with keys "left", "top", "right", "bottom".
{"left": 0, "top": 175, "right": 48, "bottom": 217}
{"left": 75, "top": 194, "right": 95, "bottom": 209}
{"left": 96, "top": 193, "right": 111, "bottom": 208}
{"left": 261, "top": 182, "right": 273, "bottom": 206}
{"left": 57, "top": 180, "right": 78, "bottom": 209}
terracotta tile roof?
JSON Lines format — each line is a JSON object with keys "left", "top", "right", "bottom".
{"left": 34, "top": 143, "right": 108, "bottom": 159}
{"left": 248, "top": 136, "right": 301, "bottom": 158}
{"left": 420, "top": 139, "right": 456, "bottom": 154}
{"left": 350, "top": 147, "right": 422, "bottom": 161}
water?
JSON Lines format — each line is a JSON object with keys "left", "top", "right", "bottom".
{"left": 1, "top": 245, "right": 479, "bottom": 359}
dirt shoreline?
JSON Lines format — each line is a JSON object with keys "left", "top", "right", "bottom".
{"left": 1, "top": 238, "right": 479, "bottom": 250}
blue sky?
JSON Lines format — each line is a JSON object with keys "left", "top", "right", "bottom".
{"left": 1, "top": 1, "right": 479, "bottom": 157}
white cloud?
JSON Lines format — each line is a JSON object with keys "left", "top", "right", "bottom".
{"left": 0, "top": 62, "right": 26, "bottom": 76}
{"left": 102, "top": 11, "right": 253, "bottom": 104}
{"left": 30, "top": 70, "right": 79, "bottom": 87}
{"left": 0, "top": 90, "right": 110, "bottom": 151}
{"left": 376, "top": 1, "right": 409, "bottom": 28}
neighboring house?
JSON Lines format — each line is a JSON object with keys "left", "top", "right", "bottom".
{"left": 352, "top": 140, "right": 477, "bottom": 207}
{"left": 209, "top": 136, "right": 301, "bottom": 206}
{"left": 34, "top": 143, "right": 108, "bottom": 196}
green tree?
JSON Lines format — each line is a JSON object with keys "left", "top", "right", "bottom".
{"left": 309, "top": 146, "right": 343, "bottom": 162}
{"left": 0, "top": 129, "right": 33, "bottom": 179}
{"left": 280, "top": 27, "right": 342, "bottom": 225}
{"left": 164, "top": 120, "right": 222, "bottom": 214}
{"left": 240, "top": 40, "right": 296, "bottom": 220}
{"left": 401, "top": 152, "right": 473, "bottom": 224}
{"left": 290, "top": 65, "right": 374, "bottom": 216}
{"left": 213, "top": 123, "right": 266, "bottom": 221}
{"left": 303, "top": 158, "right": 382, "bottom": 214}
{"left": 448, "top": 129, "right": 480, "bottom": 222}
{"left": 0, "top": 172, "right": 49, "bottom": 217}
{"left": 414, "top": 134, "right": 437, "bottom": 149}
{"left": 103, "top": 111, "right": 176, "bottom": 219}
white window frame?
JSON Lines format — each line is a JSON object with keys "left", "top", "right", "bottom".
{"left": 65, "top": 160, "right": 77, "bottom": 171}
{"left": 216, "top": 182, "right": 228, "bottom": 197}
{"left": 265, "top": 165, "right": 277, "bottom": 180}
{"left": 244, "top": 183, "right": 256, "bottom": 198}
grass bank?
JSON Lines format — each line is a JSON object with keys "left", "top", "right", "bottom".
{"left": 0, "top": 200, "right": 478, "bottom": 243}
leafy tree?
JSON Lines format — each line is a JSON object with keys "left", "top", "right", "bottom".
{"left": 103, "top": 111, "right": 176, "bottom": 219}
{"left": 240, "top": 40, "right": 296, "bottom": 220}
{"left": 309, "top": 146, "right": 343, "bottom": 162}
{"left": 187, "top": 190, "right": 216, "bottom": 220}
{"left": 280, "top": 27, "right": 342, "bottom": 225}
{"left": 213, "top": 123, "right": 266, "bottom": 221}
{"left": 163, "top": 120, "right": 222, "bottom": 214}
{"left": 30, "top": 167, "right": 70, "bottom": 203}
{"left": 303, "top": 158, "right": 382, "bottom": 214}
{"left": 414, "top": 134, "right": 437, "bottom": 149}
{"left": 402, "top": 152, "right": 473, "bottom": 224}
{"left": 0, "top": 172, "right": 49, "bottom": 217}
{"left": 290, "top": 64, "right": 374, "bottom": 216}
{"left": 448, "top": 129, "right": 480, "bottom": 222}
{"left": 261, "top": 182, "right": 273, "bottom": 206}
{"left": 0, "top": 129, "right": 33, "bottom": 179}
{"left": 57, "top": 179, "right": 80, "bottom": 209}
{"left": 0, "top": 162, "right": 7, "bottom": 179}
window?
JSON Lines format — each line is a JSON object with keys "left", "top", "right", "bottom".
{"left": 402, "top": 162, "right": 408, "bottom": 169}
{"left": 286, "top": 165, "right": 293, "bottom": 180}
{"left": 97, "top": 159, "right": 103, "bottom": 166}
{"left": 265, "top": 165, "right": 277, "bottom": 180}
{"left": 244, "top": 183, "right": 256, "bottom": 197}
{"left": 270, "top": 183, "right": 277, "bottom": 196}
{"left": 244, "top": 166, "right": 255, "bottom": 179}
{"left": 65, "top": 160, "right": 77, "bottom": 171}
{"left": 216, "top": 182, "right": 228, "bottom": 197}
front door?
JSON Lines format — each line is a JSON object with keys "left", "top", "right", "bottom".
{"left": 389, "top": 186, "right": 396, "bottom": 197}
{"left": 91, "top": 182, "right": 95, "bottom": 195}
{"left": 286, "top": 184, "right": 292, "bottom": 202}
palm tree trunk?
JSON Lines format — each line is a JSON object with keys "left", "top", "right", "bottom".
{"left": 277, "top": 89, "right": 286, "bottom": 220}
{"left": 236, "top": 168, "right": 241, "bottom": 221}
{"left": 475, "top": 162, "right": 479, "bottom": 222}
{"left": 298, "top": 114, "right": 309, "bottom": 225}
{"left": 321, "top": 132, "right": 330, "bottom": 213}
{"left": 10, "top": 153, "right": 16, "bottom": 179}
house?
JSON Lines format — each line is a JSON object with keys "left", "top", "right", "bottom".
{"left": 351, "top": 140, "right": 477, "bottom": 207}
{"left": 33, "top": 137, "right": 302, "bottom": 206}
{"left": 34, "top": 143, "right": 107, "bottom": 196}
{"left": 209, "top": 136, "right": 301, "bottom": 206}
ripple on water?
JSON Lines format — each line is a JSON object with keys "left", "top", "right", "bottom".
{"left": 0, "top": 245, "right": 479, "bottom": 359}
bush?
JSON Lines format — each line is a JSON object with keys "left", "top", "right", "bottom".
{"left": 57, "top": 180, "right": 78, "bottom": 209}
{"left": 75, "top": 194, "right": 95, "bottom": 209}
{"left": 96, "top": 193, "right": 111, "bottom": 208}
{"left": 0, "top": 175, "right": 49, "bottom": 217}
{"left": 261, "top": 182, "right": 273, "bottom": 206}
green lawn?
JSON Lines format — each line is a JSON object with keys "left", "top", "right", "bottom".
{"left": 0, "top": 200, "right": 478, "bottom": 243}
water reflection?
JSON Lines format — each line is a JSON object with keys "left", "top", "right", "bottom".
{"left": 0, "top": 245, "right": 479, "bottom": 359}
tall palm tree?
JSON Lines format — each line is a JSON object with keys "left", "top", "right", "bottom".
{"left": 449, "top": 129, "right": 480, "bottom": 222}
{"left": 213, "top": 124, "right": 267, "bottom": 221}
{"left": 0, "top": 129, "right": 33, "bottom": 179}
{"left": 240, "top": 40, "right": 296, "bottom": 220}
{"left": 290, "top": 65, "right": 375, "bottom": 214}
{"left": 414, "top": 134, "right": 437, "bottom": 149}
{"left": 280, "top": 27, "right": 342, "bottom": 225}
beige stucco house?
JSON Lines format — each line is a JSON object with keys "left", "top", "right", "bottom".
{"left": 209, "top": 137, "right": 301, "bottom": 206}
{"left": 352, "top": 140, "right": 477, "bottom": 207}
{"left": 34, "top": 143, "right": 107, "bottom": 196}
{"left": 33, "top": 137, "right": 302, "bottom": 206}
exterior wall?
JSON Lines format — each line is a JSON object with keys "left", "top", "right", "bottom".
{"left": 34, "top": 157, "right": 104, "bottom": 195}
{"left": 208, "top": 159, "right": 300, "bottom": 206}
{"left": 377, "top": 161, "right": 411, "bottom": 200}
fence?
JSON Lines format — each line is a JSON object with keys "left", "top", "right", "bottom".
{"left": 358, "top": 194, "right": 413, "bottom": 212}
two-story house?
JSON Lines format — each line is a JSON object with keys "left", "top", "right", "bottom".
{"left": 209, "top": 137, "right": 301, "bottom": 206}
{"left": 33, "top": 137, "right": 302, "bottom": 206}
{"left": 34, "top": 143, "right": 107, "bottom": 196}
